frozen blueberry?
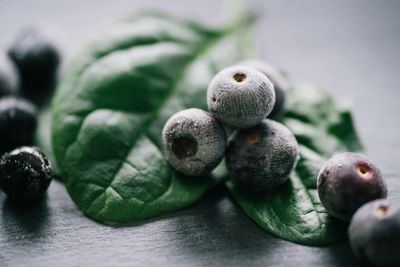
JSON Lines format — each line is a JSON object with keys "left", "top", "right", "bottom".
{"left": 0, "top": 50, "right": 18, "bottom": 97}
{"left": 162, "top": 108, "right": 227, "bottom": 176}
{"left": 207, "top": 65, "right": 275, "bottom": 128}
{"left": 226, "top": 119, "right": 299, "bottom": 191}
{"left": 349, "top": 199, "right": 400, "bottom": 266}
{"left": 0, "top": 147, "right": 52, "bottom": 200}
{"left": 8, "top": 27, "right": 60, "bottom": 106}
{"left": 0, "top": 97, "right": 37, "bottom": 155}
{"left": 317, "top": 152, "right": 387, "bottom": 221}
{"left": 241, "top": 60, "right": 288, "bottom": 118}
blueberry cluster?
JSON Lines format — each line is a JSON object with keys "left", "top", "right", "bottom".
{"left": 163, "top": 62, "right": 400, "bottom": 266}
{"left": 0, "top": 27, "right": 58, "bottom": 201}
{"left": 162, "top": 62, "right": 299, "bottom": 191}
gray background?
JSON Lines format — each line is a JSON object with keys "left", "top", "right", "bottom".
{"left": 0, "top": 0, "right": 399, "bottom": 266}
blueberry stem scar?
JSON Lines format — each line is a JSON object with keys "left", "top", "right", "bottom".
{"left": 233, "top": 73, "right": 246, "bottom": 82}
{"left": 376, "top": 204, "right": 389, "bottom": 218}
{"left": 171, "top": 136, "right": 198, "bottom": 159}
{"left": 244, "top": 130, "right": 261, "bottom": 145}
{"left": 207, "top": 65, "right": 275, "bottom": 128}
{"left": 357, "top": 163, "right": 372, "bottom": 179}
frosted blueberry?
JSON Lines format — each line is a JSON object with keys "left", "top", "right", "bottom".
{"left": 0, "top": 146, "right": 52, "bottom": 200}
{"left": 162, "top": 108, "right": 227, "bottom": 176}
{"left": 207, "top": 65, "right": 275, "bottom": 128}
{"left": 226, "top": 119, "right": 299, "bottom": 191}
{"left": 241, "top": 60, "right": 288, "bottom": 118}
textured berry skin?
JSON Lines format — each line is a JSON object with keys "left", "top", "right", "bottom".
{"left": 8, "top": 27, "right": 60, "bottom": 106}
{"left": 0, "top": 147, "right": 52, "bottom": 200}
{"left": 226, "top": 119, "right": 299, "bottom": 191}
{"left": 0, "top": 50, "right": 18, "bottom": 97}
{"left": 349, "top": 199, "right": 400, "bottom": 266}
{"left": 207, "top": 65, "right": 275, "bottom": 128}
{"left": 317, "top": 153, "right": 387, "bottom": 221}
{"left": 241, "top": 60, "right": 288, "bottom": 118}
{"left": 162, "top": 108, "right": 227, "bottom": 176}
{"left": 0, "top": 97, "right": 37, "bottom": 155}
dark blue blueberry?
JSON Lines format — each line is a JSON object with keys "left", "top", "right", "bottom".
{"left": 226, "top": 119, "right": 299, "bottom": 191}
{"left": 349, "top": 199, "right": 400, "bottom": 266}
{"left": 0, "top": 97, "right": 37, "bottom": 155}
{"left": 207, "top": 65, "right": 275, "bottom": 128}
{"left": 317, "top": 152, "right": 387, "bottom": 221}
{"left": 0, "top": 147, "right": 52, "bottom": 200}
{"left": 0, "top": 50, "right": 18, "bottom": 97}
{"left": 162, "top": 108, "right": 227, "bottom": 176}
{"left": 8, "top": 27, "right": 60, "bottom": 106}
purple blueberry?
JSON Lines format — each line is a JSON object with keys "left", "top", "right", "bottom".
{"left": 317, "top": 152, "right": 387, "bottom": 221}
{"left": 349, "top": 199, "right": 400, "bottom": 266}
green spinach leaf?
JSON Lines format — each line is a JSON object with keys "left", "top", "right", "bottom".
{"left": 226, "top": 84, "right": 362, "bottom": 245}
{"left": 52, "top": 13, "right": 255, "bottom": 224}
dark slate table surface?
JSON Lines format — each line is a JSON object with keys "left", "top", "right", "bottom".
{"left": 1, "top": 0, "right": 399, "bottom": 266}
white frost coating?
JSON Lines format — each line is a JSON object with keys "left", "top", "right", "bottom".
{"left": 226, "top": 119, "right": 299, "bottom": 191}
{"left": 0, "top": 97, "right": 37, "bottom": 114}
{"left": 162, "top": 108, "right": 226, "bottom": 176}
{"left": 207, "top": 65, "right": 275, "bottom": 128}
{"left": 8, "top": 146, "right": 52, "bottom": 174}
